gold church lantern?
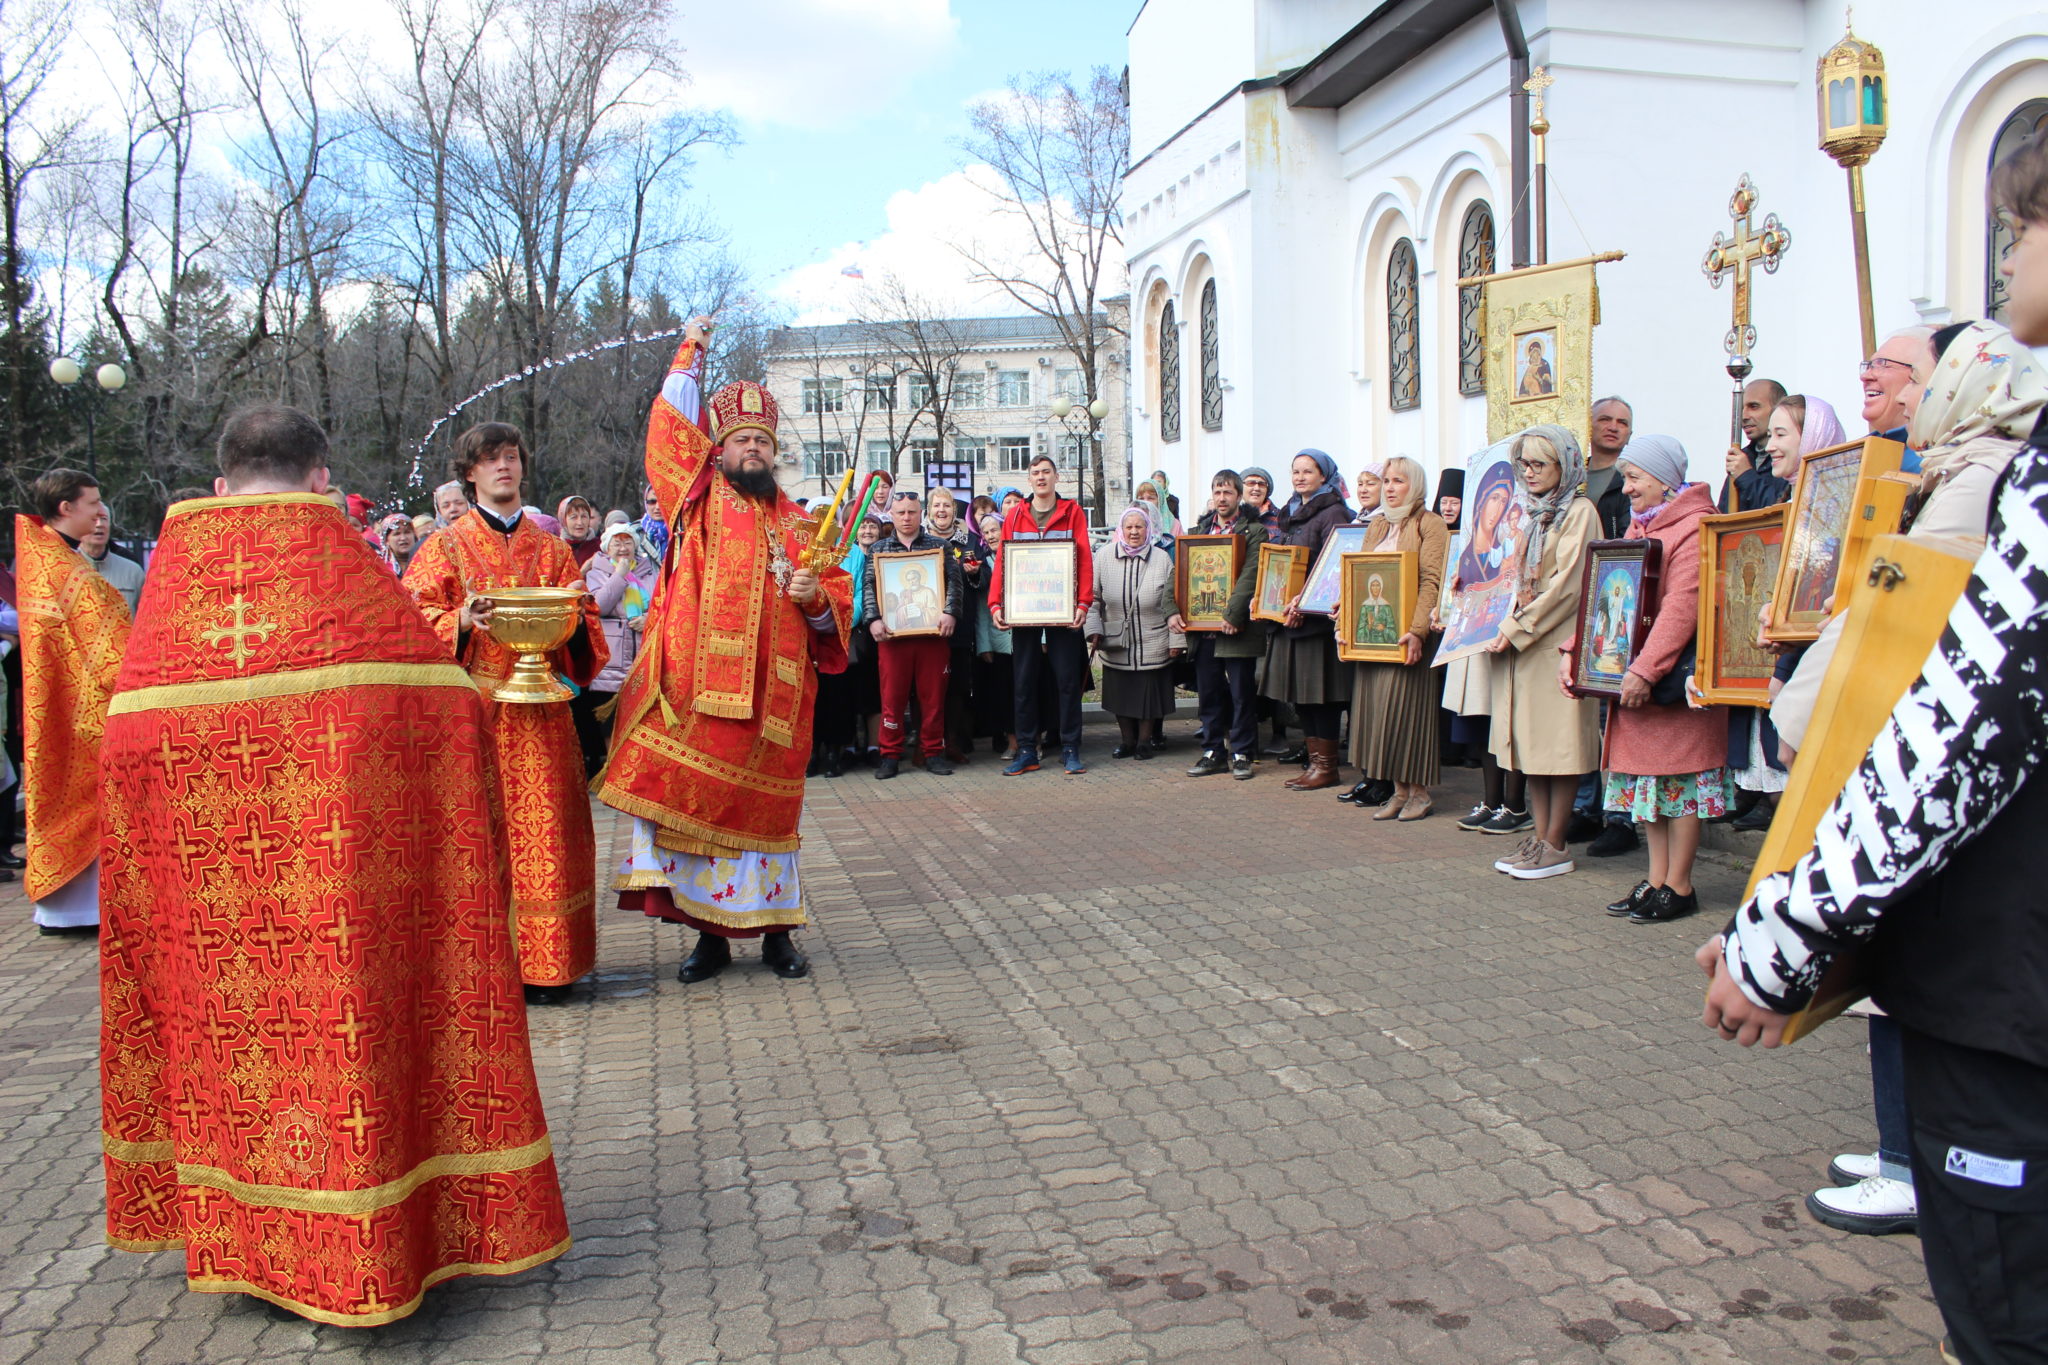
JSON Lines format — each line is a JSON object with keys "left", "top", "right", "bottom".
{"left": 1816, "top": 15, "right": 1888, "bottom": 358}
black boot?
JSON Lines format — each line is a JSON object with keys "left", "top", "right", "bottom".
{"left": 676, "top": 932, "right": 731, "bottom": 983}
{"left": 761, "top": 931, "right": 810, "bottom": 979}
{"left": 524, "top": 983, "right": 574, "bottom": 1006}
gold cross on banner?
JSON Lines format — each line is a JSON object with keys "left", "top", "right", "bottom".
{"left": 1701, "top": 174, "right": 1793, "bottom": 363}
{"left": 201, "top": 594, "right": 278, "bottom": 671}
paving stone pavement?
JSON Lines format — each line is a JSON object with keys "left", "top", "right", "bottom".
{"left": 0, "top": 721, "right": 1943, "bottom": 1364}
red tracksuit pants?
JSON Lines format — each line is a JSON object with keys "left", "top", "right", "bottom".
{"left": 877, "top": 635, "right": 950, "bottom": 758}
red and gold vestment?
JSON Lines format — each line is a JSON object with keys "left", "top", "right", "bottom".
{"left": 404, "top": 510, "right": 605, "bottom": 986}
{"left": 98, "top": 493, "right": 568, "bottom": 1326}
{"left": 596, "top": 339, "right": 851, "bottom": 934}
{"left": 15, "top": 515, "right": 131, "bottom": 906}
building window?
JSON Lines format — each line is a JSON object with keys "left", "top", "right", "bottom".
{"left": 1990, "top": 100, "right": 2048, "bottom": 324}
{"left": 801, "top": 377, "right": 843, "bottom": 414}
{"left": 1057, "top": 434, "right": 1086, "bottom": 468}
{"left": 907, "top": 438, "right": 937, "bottom": 472}
{"left": 1158, "top": 300, "right": 1181, "bottom": 443}
{"left": 1386, "top": 237, "right": 1421, "bottom": 412}
{"left": 802, "top": 441, "right": 848, "bottom": 478}
{"left": 907, "top": 373, "right": 934, "bottom": 407}
{"left": 1457, "top": 203, "right": 1496, "bottom": 397}
{"left": 865, "top": 374, "right": 896, "bottom": 409}
{"left": 997, "top": 435, "right": 1032, "bottom": 471}
{"left": 994, "top": 370, "right": 1030, "bottom": 406}
{"left": 952, "top": 372, "right": 984, "bottom": 408}
{"left": 954, "top": 436, "right": 987, "bottom": 470}
{"left": 865, "top": 439, "right": 891, "bottom": 472}
{"left": 1054, "top": 367, "right": 1082, "bottom": 400}
{"left": 1199, "top": 278, "right": 1222, "bottom": 431}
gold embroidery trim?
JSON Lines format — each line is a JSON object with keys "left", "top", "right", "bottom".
{"left": 108, "top": 661, "right": 479, "bottom": 716}
{"left": 103, "top": 1135, "right": 175, "bottom": 1162}
{"left": 186, "top": 1235, "right": 572, "bottom": 1328}
{"left": 166, "top": 491, "right": 336, "bottom": 518}
{"left": 154, "top": 1134, "right": 555, "bottom": 1214}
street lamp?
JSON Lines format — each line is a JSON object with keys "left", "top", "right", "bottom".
{"left": 48, "top": 357, "right": 127, "bottom": 477}
{"left": 1048, "top": 396, "right": 1110, "bottom": 420}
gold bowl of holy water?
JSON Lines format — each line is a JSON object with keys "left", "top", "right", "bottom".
{"left": 481, "top": 586, "right": 586, "bottom": 704}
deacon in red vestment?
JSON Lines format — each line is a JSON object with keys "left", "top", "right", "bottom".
{"left": 597, "top": 316, "right": 853, "bottom": 983}
{"left": 98, "top": 404, "right": 568, "bottom": 1325}
{"left": 17, "top": 468, "right": 132, "bottom": 935}
{"left": 404, "top": 422, "right": 606, "bottom": 1002}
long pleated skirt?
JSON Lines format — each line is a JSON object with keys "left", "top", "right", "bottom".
{"left": 1348, "top": 659, "right": 1440, "bottom": 785}
{"left": 1260, "top": 625, "right": 1349, "bottom": 707}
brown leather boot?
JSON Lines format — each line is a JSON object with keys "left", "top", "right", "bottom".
{"left": 1292, "top": 737, "right": 1340, "bottom": 791}
{"left": 1282, "top": 737, "right": 1315, "bottom": 789}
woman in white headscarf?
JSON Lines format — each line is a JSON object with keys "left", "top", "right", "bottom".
{"left": 1084, "top": 502, "right": 1185, "bottom": 757}
{"left": 1771, "top": 324, "right": 2047, "bottom": 757}
{"left": 1483, "top": 425, "right": 1602, "bottom": 878}
{"left": 1345, "top": 457, "right": 1447, "bottom": 820}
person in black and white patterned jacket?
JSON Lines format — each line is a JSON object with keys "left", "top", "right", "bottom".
{"left": 1700, "top": 131, "right": 2048, "bottom": 1365}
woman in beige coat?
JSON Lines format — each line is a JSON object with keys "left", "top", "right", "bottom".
{"left": 1486, "top": 425, "right": 1602, "bottom": 879}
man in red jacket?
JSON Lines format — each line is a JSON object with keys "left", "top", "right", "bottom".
{"left": 988, "top": 453, "right": 1094, "bottom": 775}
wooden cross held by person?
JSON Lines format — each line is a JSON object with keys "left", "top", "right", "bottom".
{"left": 1702, "top": 174, "right": 1792, "bottom": 511}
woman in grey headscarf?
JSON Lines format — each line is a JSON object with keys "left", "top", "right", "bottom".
{"left": 1483, "top": 424, "right": 1602, "bottom": 879}
{"left": 1261, "top": 448, "right": 1353, "bottom": 790}
{"left": 1084, "top": 502, "right": 1185, "bottom": 756}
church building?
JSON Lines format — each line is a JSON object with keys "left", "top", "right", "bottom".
{"left": 1122, "top": 0, "right": 2048, "bottom": 494}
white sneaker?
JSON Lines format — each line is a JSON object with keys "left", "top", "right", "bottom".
{"left": 1493, "top": 836, "right": 1538, "bottom": 873}
{"left": 1806, "top": 1175, "right": 1917, "bottom": 1235}
{"left": 1508, "top": 841, "right": 1576, "bottom": 880}
{"left": 1827, "top": 1151, "right": 1882, "bottom": 1186}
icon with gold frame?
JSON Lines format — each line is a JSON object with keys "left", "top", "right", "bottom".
{"left": 1766, "top": 435, "right": 1906, "bottom": 643}
{"left": 1173, "top": 533, "right": 1243, "bottom": 631}
{"left": 1336, "top": 550, "right": 1418, "bottom": 663}
{"left": 1695, "top": 506, "right": 1786, "bottom": 707}
{"left": 1251, "top": 543, "right": 1308, "bottom": 623}
{"left": 876, "top": 547, "right": 946, "bottom": 637}
{"left": 1000, "top": 541, "right": 1077, "bottom": 627}
{"left": 1568, "top": 539, "right": 1662, "bottom": 700}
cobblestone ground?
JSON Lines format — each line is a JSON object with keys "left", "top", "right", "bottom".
{"left": 0, "top": 721, "right": 1942, "bottom": 1363}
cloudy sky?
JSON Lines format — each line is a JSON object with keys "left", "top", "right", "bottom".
{"left": 674, "top": 0, "right": 1132, "bottom": 322}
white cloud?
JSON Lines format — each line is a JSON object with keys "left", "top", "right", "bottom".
{"left": 673, "top": 0, "right": 959, "bottom": 129}
{"left": 774, "top": 164, "right": 1082, "bottom": 324}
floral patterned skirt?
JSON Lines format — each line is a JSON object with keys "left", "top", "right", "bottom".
{"left": 1604, "top": 767, "right": 1737, "bottom": 822}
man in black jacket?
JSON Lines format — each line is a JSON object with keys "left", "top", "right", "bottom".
{"left": 1176, "top": 471, "right": 1267, "bottom": 780}
{"left": 1717, "top": 379, "right": 1786, "bottom": 511}
{"left": 1701, "top": 136, "right": 2048, "bottom": 1359}
{"left": 866, "top": 490, "right": 967, "bottom": 779}
{"left": 1584, "top": 396, "right": 1634, "bottom": 539}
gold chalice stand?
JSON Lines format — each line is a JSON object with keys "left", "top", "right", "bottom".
{"left": 481, "top": 586, "right": 587, "bottom": 704}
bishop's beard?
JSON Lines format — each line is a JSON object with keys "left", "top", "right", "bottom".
{"left": 722, "top": 461, "right": 778, "bottom": 500}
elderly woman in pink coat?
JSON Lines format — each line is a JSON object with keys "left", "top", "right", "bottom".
{"left": 1562, "top": 434, "right": 1727, "bottom": 927}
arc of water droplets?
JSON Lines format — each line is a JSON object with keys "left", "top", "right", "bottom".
{"left": 386, "top": 325, "right": 693, "bottom": 517}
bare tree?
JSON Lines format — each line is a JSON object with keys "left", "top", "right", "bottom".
{"left": 961, "top": 67, "right": 1129, "bottom": 521}
{"left": 855, "top": 272, "right": 968, "bottom": 489}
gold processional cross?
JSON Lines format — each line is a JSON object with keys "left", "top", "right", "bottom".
{"left": 1701, "top": 174, "right": 1793, "bottom": 475}
{"left": 202, "top": 594, "right": 279, "bottom": 671}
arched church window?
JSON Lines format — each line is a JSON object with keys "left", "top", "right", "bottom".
{"left": 1990, "top": 100, "right": 2048, "bottom": 324}
{"left": 1387, "top": 238, "right": 1420, "bottom": 412}
{"left": 1159, "top": 300, "right": 1182, "bottom": 444}
{"left": 1199, "top": 279, "right": 1223, "bottom": 431}
{"left": 1457, "top": 204, "right": 1495, "bottom": 397}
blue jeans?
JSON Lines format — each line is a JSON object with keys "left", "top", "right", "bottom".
{"left": 1871, "top": 1015, "right": 1913, "bottom": 1186}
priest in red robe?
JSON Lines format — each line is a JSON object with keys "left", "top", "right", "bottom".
{"left": 404, "top": 423, "right": 606, "bottom": 1003}
{"left": 598, "top": 317, "right": 853, "bottom": 983}
{"left": 17, "top": 468, "right": 131, "bottom": 935}
{"left": 99, "top": 404, "right": 568, "bottom": 1325}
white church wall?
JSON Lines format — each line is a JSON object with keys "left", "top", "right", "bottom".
{"left": 1127, "top": 0, "right": 1255, "bottom": 162}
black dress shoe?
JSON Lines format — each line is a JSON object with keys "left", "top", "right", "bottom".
{"left": 761, "top": 931, "right": 810, "bottom": 979}
{"left": 1133, "top": 745, "right": 1153, "bottom": 760}
{"left": 1187, "top": 751, "right": 1226, "bottom": 777}
{"left": 1731, "top": 803, "right": 1774, "bottom": 832}
{"left": 677, "top": 932, "right": 731, "bottom": 983}
{"left": 1335, "top": 780, "right": 1372, "bottom": 804}
{"left": 875, "top": 757, "right": 900, "bottom": 780}
{"left": 524, "top": 983, "right": 574, "bottom": 1006}
{"left": 1277, "top": 745, "right": 1307, "bottom": 766}
{"left": 1565, "top": 811, "right": 1604, "bottom": 843}
{"left": 924, "top": 755, "right": 954, "bottom": 775}
{"left": 1111, "top": 744, "right": 1137, "bottom": 759}
{"left": 1605, "top": 880, "right": 1652, "bottom": 917}
{"left": 822, "top": 753, "right": 843, "bottom": 777}
{"left": 1357, "top": 779, "right": 1395, "bottom": 809}
{"left": 1629, "top": 886, "right": 1700, "bottom": 924}
{"left": 1585, "top": 823, "right": 1639, "bottom": 857}
{"left": 0, "top": 851, "right": 24, "bottom": 869}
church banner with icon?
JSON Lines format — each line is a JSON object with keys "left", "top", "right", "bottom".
{"left": 1461, "top": 254, "right": 1621, "bottom": 449}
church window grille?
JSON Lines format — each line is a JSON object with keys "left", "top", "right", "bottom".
{"left": 1199, "top": 279, "right": 1223, "bottom": 431}
{"left": 1387, "top": 238, "right": 1421, "bottom": 411}
{"left": 1457, "top": 205, "right": 1495, "bottom": 396}
{"left": 1990, "top": 100, "right": 2048, "bottom": 325}
{"left": 1158, "top": 301, "right": 1182, "bottom": 443}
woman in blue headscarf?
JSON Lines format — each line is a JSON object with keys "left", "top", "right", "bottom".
{"left": 1259, "top": 448, "right": 1353, "bottom": 790}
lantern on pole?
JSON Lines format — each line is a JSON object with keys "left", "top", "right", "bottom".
{"left": 1817, "top": 14, "right": 1888, "bottom": 359}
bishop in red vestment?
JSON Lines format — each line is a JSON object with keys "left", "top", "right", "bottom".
{"left": 404, "top": 422, "right": 606, "bottom": 1001}
{"left": 597, "top": 317, "right": 853, "bottom": 983}
{"left": 99, "top": 405, "right": 567, "bottom": 1325}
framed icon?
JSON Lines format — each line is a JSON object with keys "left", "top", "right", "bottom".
{"left": 876, "top": 548, "right": 945, "bottom": 637}
{"left": 1336, "top": 550, "right": 1417, "bottom": 663}
{"left": 1173, "top": 533, "right": 1244, "bottom": 631}
{"left": 1511, "top": 325, "right": 1558, "bottom": 402}
{"left": 1000, "top": 541, "right": 1077, "bottom": 626}
{"left": 1695, "top": 507, "right": 1786, "bottom": 706}
{"left": 1568, "top": 539, "right": 1663, "bottom": 699}
{"left": 1298, "top": 524, "right": 1374, "bottom": 616}
{"left": 1251, "top": 543, "right": 1308, "bottom": 623}
{"left": 1766, "top": 435, "right": 1907, "bottom": 644}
